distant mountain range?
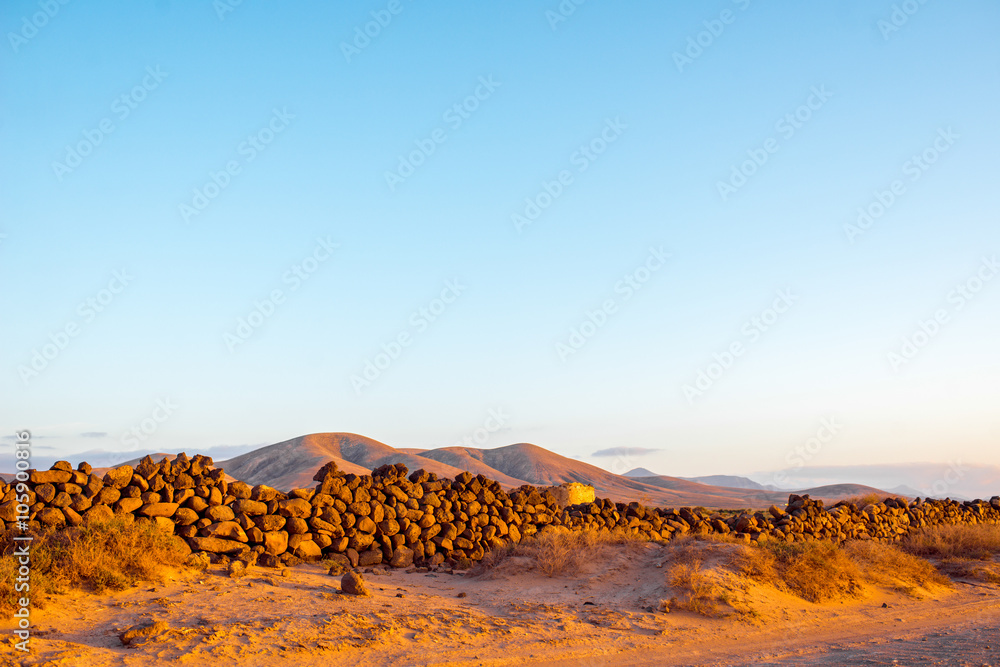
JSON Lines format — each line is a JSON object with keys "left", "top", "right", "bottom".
{"left": 208, "top": 433, "right": 890, "bottom": 509}
{"left": 626, "top": 469, "right": 782, "bottom": 492}
{"left": 683, "top": 475, "right": 781, "bottom": 491}
{"left": 751, "top": 463, "right": 999, "bottom": 502}
{"left": 888, "top": 484, "right": 928, "bottom": 498}
{"left": 622, "top": 467, "right": 660, "bottom": 478}
{"left": 14, "top": 433, "right": 993, "bottom": 507}
{"left": 631, "top": 471, "right": 781, "bottom": 492}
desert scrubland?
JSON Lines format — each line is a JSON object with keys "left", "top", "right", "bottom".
{"left": 2, "top": 521, "right": 1000, "bottom": 666}
{"left": 3, "top": 454, "right": 1000, "bottom": 665}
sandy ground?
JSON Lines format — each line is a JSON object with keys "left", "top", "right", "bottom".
{"left": 3, "top": 541, "right": 999, "bottom": 667}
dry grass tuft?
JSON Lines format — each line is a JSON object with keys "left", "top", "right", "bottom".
{"left": 758, "top": 541, "right": 865, "bottom": 602}
{"left": 472, "top": 526, "right": 645, "bottom": 579}
{"left": 658, "top": 534, "right": 738, "bottom": 616}
{"left": 901, "top": 524, "right": 1000, "bottom": 560}
{"left": 731, "top": 541, "right": 779, "bottom": 582}
{"left": 843, "top": 540, "right": 950, "bottom": 593}
{"left": 901, "top": 524, "right": 1000, "bottom": 583}
{"left": 733, "top": 537, "right": 951, "bottom": 602}
{"left": 0, "top": 517, "right": 189, "bottom": 615}
{"left": 668, "top": 560, "right": 722, "bottom": 616}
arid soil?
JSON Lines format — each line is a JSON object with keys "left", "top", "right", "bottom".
{"left": 3, "top": 541, "right": 998, "bottom": 667}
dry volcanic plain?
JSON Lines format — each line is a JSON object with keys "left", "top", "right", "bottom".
{"left": 6, "top": 540, "right": 1000, "bottom": 667}
{"left": 3, "top": 433, "right": 999, "bottom": 666}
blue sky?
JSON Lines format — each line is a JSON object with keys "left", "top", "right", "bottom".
{"left": 2, "top": 1, "right": 998, "bottom": 491}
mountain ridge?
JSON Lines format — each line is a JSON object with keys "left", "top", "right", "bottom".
{"left": 212, "top": 432, "right": 898, "bottom": 509}
{"left": 4, "top": 432, "right": 920, "bottom": 509}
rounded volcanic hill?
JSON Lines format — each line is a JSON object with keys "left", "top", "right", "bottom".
{"left": 418, "top": 442, "right": 602, "bottom": 487}
{"left": 216, "top": 432, "right": 471, "bottom": 492}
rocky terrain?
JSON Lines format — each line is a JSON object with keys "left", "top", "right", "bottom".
{"left": 4, "top": 451, "right": 1000, "bottom": 666}
{"left": 4, "top": 452, "right": 999, "bottom": 572}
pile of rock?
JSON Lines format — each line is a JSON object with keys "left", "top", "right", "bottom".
{"left": 563, "top": 493, "right": 1000, "bottom": 546}
{"left": 0, "top": 454, "right": 223, "bottom": 532}
{"left": 5, "top": 455, "right": 999, "bottom": 570}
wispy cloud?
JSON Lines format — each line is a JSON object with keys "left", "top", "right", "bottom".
{"left": 80, "top": 431, "right": 108, "bottom": 438}
{"left": 592, "top": 446, "right": 661, "bottom": 458}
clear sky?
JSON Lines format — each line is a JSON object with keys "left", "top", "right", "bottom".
{"left": 2, "top": 1, "right": 998, "bottom": 489}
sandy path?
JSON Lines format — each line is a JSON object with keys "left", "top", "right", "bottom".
{"left": 3, "top": 542, "right": 999, "bottom": 666}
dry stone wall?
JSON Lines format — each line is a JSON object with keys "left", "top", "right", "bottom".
{"left": 3, "top": 455, "right": 999, "bottom": 570}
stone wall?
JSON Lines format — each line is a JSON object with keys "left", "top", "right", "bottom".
{"left": 3, "top": 455, "right": 998, "bottom": 570}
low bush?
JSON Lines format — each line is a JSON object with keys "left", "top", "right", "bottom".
{"left": 472, "top": 526, "right": 644, "bottom": 578}
{"left": 901, "top": 524, "right": 1000, "bottom": 584}
{"left": 901, "top": 524, "right": 1000, "bottom": 561}
{"left": 843, "top": 540, "right": 950, "bottom": 592}
{"left": 668, "top": 559, "right": 722, "bottom": 616}
{"left": 733, "top": 536, "right": 953, "bottom": 603}
{"left": 0, "top": 516, "right": 189, "bottom": 616}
